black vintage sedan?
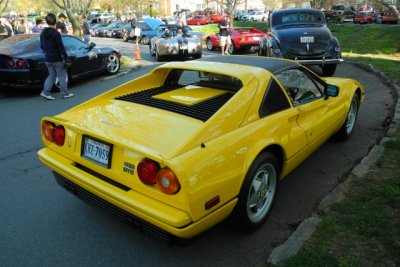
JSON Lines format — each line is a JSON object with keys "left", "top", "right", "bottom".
{"left": 259, "top": 8, "right": 343, "bottom": 76}
{"left": 0, "top": 34, "right": 121, "bottom": 89}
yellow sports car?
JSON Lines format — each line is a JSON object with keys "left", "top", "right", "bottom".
{"left": 38, "top": 56, "right": 364, "bottom": 245}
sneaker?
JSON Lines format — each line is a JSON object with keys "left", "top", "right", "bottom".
{"left": 62, "top": 93, "right": 74, "bottom": 99}
{"left": 224, "top": 52, "right": 230, "bottom": 55}
{"left": 40, "top": 92, "right": 55, "bottom": 100}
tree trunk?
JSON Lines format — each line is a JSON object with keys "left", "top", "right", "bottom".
{"left": 67, "top": 11, "right": 82, "bottom": 39}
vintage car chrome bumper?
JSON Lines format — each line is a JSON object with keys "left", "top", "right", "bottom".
{"left": 296, "top": 57, "right": 344, "bottom": 65}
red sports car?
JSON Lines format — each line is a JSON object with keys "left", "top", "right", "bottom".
{"left": 210, "top": 14, "right": 224, "bottom": 24}
{"left": 206, "top": 27, "right": 266, "bottom": 54}
{"left": 353, "top": 11, "right": 376, "bottom": 23}
{"left": 380, "top": 10, "right": 399, "bottom": 24}
{"left": 187, "top": 15, "right": 211, "bottom": 25}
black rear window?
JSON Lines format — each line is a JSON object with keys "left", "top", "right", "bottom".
{"left": 0, "top": 35, "right": 41, "bottom": 54}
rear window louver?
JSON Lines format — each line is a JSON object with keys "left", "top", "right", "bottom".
{"left": 115, "top": 86, "right": 234, "bottom": 122}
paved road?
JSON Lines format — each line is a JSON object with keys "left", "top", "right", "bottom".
{"left": 0, "top": 40, "right": 395, "bottom": 266}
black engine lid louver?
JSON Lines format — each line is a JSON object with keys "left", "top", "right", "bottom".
{"left": 115, "top": 86, "right": 234, "bottom": 122}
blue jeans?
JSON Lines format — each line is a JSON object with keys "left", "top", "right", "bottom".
{"left": 42, "top": 61, "right": 70, "bottom": 96}
{"left": 83, "top": 34, "right": 90, "bottom": 43}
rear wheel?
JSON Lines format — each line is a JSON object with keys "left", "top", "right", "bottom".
{"left": 141, "top": 35, "right": 150, "bottom": 45}
{"left": 232, "top": 152, "right": 279, "bottom": 232}
{"left": 155, "top": 49, "right": 164, "bottom": 62}
{"left": 122, "top": 35, "right": 128, "bottom": 42}
{"left": 321, "top": 64, "right": 337, "bottom": 76}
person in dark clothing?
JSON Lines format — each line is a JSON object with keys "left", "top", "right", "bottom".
{"left": 56, "top": 13, "right": 68, "bottom": 34}
{"left": 40, "top": 13, "right": 73, "bottom": 100}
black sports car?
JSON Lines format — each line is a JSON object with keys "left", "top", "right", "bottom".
{"left": 259, "top": 8, "right": 343, "bottom": 76}
{"left": 95, "top": 21, "right": 128, "bottom": 37}
{"left": 0, "top": 34, "right": 121, "bottom": 89}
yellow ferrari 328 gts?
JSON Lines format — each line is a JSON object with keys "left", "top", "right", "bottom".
{"left": 38, "top": 56, "right": 364, "bottom": 245}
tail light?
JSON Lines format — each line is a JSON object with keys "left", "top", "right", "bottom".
{"left": 137, "top": 159, "right": 180, "bottom": 195}
{"left": 7, "top": 60, "right": 15, "bottom": 68}
{"left": 137, "top": 159, "right": 160, "bottom": 185}
{"left": 156, "top": 167, "right": 180, "bottom": 195}
{"left": 7, "top": 59, "right": 28, "bottom": 69}
{"left": 41, "top": 121, "right": 65, "bottom": 146}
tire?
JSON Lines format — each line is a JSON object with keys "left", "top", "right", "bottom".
{"left": 228, "top": 42, "right": 236, "bottom": 54}
{"left": 232, "top": 152, "right": 279, "bottom": 232}
{"left": 335, "top": 94, "right": 359, "bottom": 141}
{"left": 122, "top": 35, "right": 128, "bottom": 42}
{"left": 149, "top": 44, "right": 156, "bottom": 56}
{"left": 105, "top": 52, "right": 120, "bottom": 74}
{"left": 206, "top": 38, "right": 215, "bottom": 51}
{"left": 141, "top": 35, "right": 150, "bottom": 45}
{"left": 155, "top": 50, "right": 164, "bottom": 62}
{"left": 192, "top": 54, "right": 202, "bottom": 59}
{"left": 321, "top": 64, "right": 337, "bottom": 76}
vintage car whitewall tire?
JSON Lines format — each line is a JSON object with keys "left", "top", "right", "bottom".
{"left": 232, "top": 152, "right": 279, "bottom": 232}
{"left": 336, "top": 94, "right": 359, "bottom": 140}
{"left": 105, "top": 52, "right": 120, "bottom": 74}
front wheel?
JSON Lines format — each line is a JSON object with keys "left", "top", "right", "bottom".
{"left": 232, "top": 152, "right": 279, "bottom": 232}
{"left": 206, "top": 39, "right": 215, "bottom": 51}
{"left": 105, "top": 52, "right": 120, "bottom": 74}
{"left": 321, "top": 64, "right": 337, "bottom": 76}
{"left": 141, "top": 35, "right": 150, "bottom": 45}
{"left": 122, "top": 35, "right": 128, "bottom": 42}
{"left": 335, "top": 94, "right": 359, "bottom": 140}
{"left": 228, "top": 42, "right": 236, "bottom": 54}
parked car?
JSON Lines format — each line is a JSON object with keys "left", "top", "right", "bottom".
{"left": 187, "top": 15, "right": 210, "bottom": 25}
{"left": 109, "top": 23, "right": 131, "bottom": 38}
{"left": 122, "top": 18, "right": 164, "bottom": 44}
{"left": 259, "top": 8, "right": 343, "bottom": 76}
{"left": 0, "top": 34, "right": 120, "bottom": 89}
{"left": 38, "top": 55, "right": 364, "bottom": 244}
{"left": 206, "top": 27, "right": 266, "bottom": 54}
{"left": 353, "top": 11, "right": 376, "bottom": 23}
{"left": 323, "top": 5, "right": 356, "bottom": 23}
{"left": 380, "top": 9, "right": 399, "bottom": 24}
{"left": 210, "top": 14, "right": 224, "bottom": 23}
{"left": 241, "top": 11, "right": 268, "bottom": 21}
{"left": 98, "top": 12, "right": 116, "bottom": 21}
{"left": 95, "top": 21, "right": 128, "bottom": 37}
{"left": 149, "top": 24, "right": 202, "bottom": 61}
{"left": 89, "top": 22, "right": 108, "bottom": 36}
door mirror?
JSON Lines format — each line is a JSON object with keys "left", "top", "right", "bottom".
{"left": 88, "top": 42, "right": 96, "bottom": 50}
{"left": 325, "top": 84, "right": 339, "bottom": 98}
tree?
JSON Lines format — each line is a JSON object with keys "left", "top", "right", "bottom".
{"left": 51, "top": 0, "right": 94, "bottom": 38}
{"left": 1, "top": 0, "right": 10, "bottom": 12}
{"left": 222, "top": 0, "right": 245, "bottom": 24}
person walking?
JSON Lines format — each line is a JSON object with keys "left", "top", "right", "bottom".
{"left": 40, "top": 13, "right": 73, "bottom": 100}
{"left": 81, "top": 15, "right": 90, "bottom": 43}
{"left": 56, "top": 13, "right": 68, "bottom": 34}
{"left": 218, "top": 13, "right": 232, "bottom": 55}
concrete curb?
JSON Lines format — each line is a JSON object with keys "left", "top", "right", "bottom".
{"left": 267, "top": 63, "right": 400, "bottom": 265}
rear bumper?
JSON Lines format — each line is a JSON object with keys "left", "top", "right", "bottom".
{"left": 38, "top": 147, "right": 236, "bottom": 240}
{"left": 0, "top": 69, "right": 43, "bottom": 88}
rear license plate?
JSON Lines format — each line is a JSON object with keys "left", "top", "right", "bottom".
{"left": 300, "top": 36, "right": 314, "bottom": 43}
{"left": 82, "top": 136, "right": 112, "bottom": 168}
{"left": 180, "top": 45, "right": 188, "bottom": 50}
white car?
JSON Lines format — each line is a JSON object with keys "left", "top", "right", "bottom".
{"left": 241, "top": 11, "right": 268, "bottom": 21}
{"left": 99, "top": 12, "right": 116, "bottom": 21}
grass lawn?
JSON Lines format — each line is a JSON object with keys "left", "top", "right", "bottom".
{"left": 196, "top": 22, "right": 400, "bottom": 266}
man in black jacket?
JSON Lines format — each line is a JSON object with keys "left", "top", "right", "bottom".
{"left": 40, "top": 13, "right": 73, "bottom": 100}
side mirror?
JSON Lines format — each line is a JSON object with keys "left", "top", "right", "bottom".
{"left": 88, "top": 42, "right": 96, "bottom": 50}
{"left": 325, "top": 84, "right": 339, "bottom": 98}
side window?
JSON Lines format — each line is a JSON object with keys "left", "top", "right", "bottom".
{"left": 259, "top": 78, "right": 291, "bottom": 117}
{"left": 275, "top": 68, "right": 323, "bottom": 106}
{"left": 62, "top": 36, "right": 87, "bottom": 51}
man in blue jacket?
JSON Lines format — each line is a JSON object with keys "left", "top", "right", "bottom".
{"left": 40, "top": 13, "right": 73, "bottom": 100}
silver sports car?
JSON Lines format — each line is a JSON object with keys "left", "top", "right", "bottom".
{"left": 149, "top": 25, "right": 202, "bottom": 62}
